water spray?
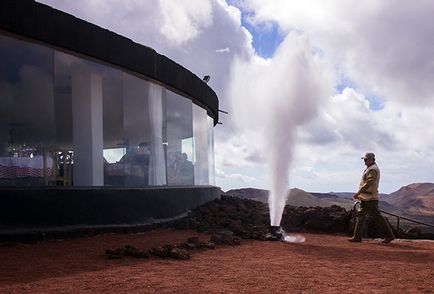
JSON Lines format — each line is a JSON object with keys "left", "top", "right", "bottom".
{"left": 230, "top": 33, "right": 329, "bottom": 245}
{"left": 269, "top": 225, "right": 305, "bottom": 243}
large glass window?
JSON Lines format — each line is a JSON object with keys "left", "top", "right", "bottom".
{"left": 0, "top": 32, "right": 215, "bottom": 187}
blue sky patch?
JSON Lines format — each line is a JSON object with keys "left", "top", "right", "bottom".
{"left": 336, "top": 77, "right": 384, "bottom": 111}
{"left": 366, "top": 94, "right": 384, "bottom": 111}
{"left": 335, "top": 76, "right": 356, "bottom": 93}
{"left": 227, "top": 1, "right": 285, "bottom": 58}
{"left": 239, "top": 12, "right": 285, "bottom": 58}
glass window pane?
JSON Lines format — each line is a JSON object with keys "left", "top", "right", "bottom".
{"left": 101, "top": 66, "right": 125, "bottom": 186}
{"left": 53, "top": 51, "right": 75, "bottom": 186}
{"left": 193, "top": 104, "right": 209, "bottom": 185}
{"left": 207, "top": 116, "right": 215, "bottom": 185}
{"left": 104, "top": 74, "right": 166, "bottom": 188}
{"left": 165, "top": 90, "right": 194, "bottom": 185}
{"left": 148, "top": 83, "right": 166, "bottom": 186}
{"left": 54, "top": 52, "right": 106, "bottom": 186}
{"left": 121, "top": 74, "right": 151, "bottom": 187}
{"left": 0, "top": 33, "right": 55, "bottom": 186}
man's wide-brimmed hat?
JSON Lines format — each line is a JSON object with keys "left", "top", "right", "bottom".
{"left": 361, "top": 152, "right": 375, "bottom": 160}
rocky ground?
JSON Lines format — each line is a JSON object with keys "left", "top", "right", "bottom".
{"left": 174, "top": 195, "right": 352, "bottom": 237}
{"left": 174, "top": 195, "right": 433, "bottom": 240}
{"left": 1, "top": 195, "right": 433, "bottom": 293}
{"left": 1, "top": 229, "right": 433, "bottom": 293}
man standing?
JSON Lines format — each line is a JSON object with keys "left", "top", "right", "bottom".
{"left": 348, "top": 152, "right": 395, "bottom": 243}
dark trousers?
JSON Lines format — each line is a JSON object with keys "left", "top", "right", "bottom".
{"left": 353, "top": 200, "right": 395, "bottom": 239}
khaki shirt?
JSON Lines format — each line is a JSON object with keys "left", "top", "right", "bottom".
{"left": 357, "top": 163, "right": 380, "bottom": 201}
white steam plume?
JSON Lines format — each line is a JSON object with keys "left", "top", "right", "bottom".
{"left": 230, "top": 32, "right": 330, "bottom": 226}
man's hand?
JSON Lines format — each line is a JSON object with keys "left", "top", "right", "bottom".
{"left": 353, "top": 193, "right": 360, "bottom": 200}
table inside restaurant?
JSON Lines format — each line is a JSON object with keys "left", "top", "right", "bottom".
{"left": 0, "top": 156, "right": 53, "bottom": 178}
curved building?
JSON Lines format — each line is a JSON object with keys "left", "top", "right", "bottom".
{"left": 0, "top": 0, "right": 220, "bottom": 234}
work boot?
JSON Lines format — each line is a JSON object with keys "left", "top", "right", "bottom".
{"left": 347, "top": 237, "right": 362, "bottom": 243}
{"left": 382, "top": 236, "right": 395, "bottom": 244}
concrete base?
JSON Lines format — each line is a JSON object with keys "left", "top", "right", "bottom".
{"left": 0, "top": 186, "right": 220, "bottom": 234}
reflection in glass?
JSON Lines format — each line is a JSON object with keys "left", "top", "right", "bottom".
{"left": 102, "top": 66, "right": 125, "bottom": 186}
{"left": 122, "top": 74, "right": 151, "bottom": 187}
{"left": 165, "top": 90, "right": 194, "bottom": 185}
{"left": 193, "top": 104, "right": 209, "bottom": 185}
{"left": 0, "top": 33, "right": 55, "bottom": 186}
{"left": 53, "top": 51, "right": 75, "bottom": 186}
{"left": 0, "top": 32, "right": 215, "bottom": 188}
{"left": 56, "top": 53, "right": 105, "bottom": 186}
{"left": 148, "top": 83, "right": 166, "bottom": 185}
{"left": 207, "top": 116, "right": 215, "bottom": 185}
{"left": 103, "top": 73, "right": 167, "bottom": 187}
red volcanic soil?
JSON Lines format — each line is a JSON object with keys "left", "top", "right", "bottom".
{"left": 1, "top": 229, "right": 433, "bottom": 293}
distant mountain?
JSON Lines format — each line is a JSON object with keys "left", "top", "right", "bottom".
{"left": 224, "top": 188, "right": 269, "bottom": 203}
{"left": 384, "top": 183, "right": 434, "bottom": 216}
{"left": 310, "top": 192, "right": 340, "bottom": 199}
{"left": 225, "top": 188, "right": 354, "bottom": 209}
{"left": 225, "top": 185, "right": 432, "bottom": 216}
{"left": 287, "top": 188, "right": 331, "bottom": 207}
{"left": 333, "top": 192, "right": 354, "bottom": 199}
{"left": 332, "top": 192, "right": 388, "bottom": 199}
{"left": 224, "top": 184, "right": 434, "bottom": 229}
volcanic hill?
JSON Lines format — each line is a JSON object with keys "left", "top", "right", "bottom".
{"left": 384, "top": 182, "right": 434, "bottom": 216}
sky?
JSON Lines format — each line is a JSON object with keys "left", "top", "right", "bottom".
{"left": 37, "top": 0, "right": 434, "bottom": 194}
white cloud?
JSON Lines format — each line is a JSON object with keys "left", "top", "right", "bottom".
{"left": 215, "top": 168, "right": 259, "bottom": 192}
{"left": 227, "top": 0, "right": 434, "bottom": 193}
{"left": 158, "top": 0, "right": 213, "bottom": 45}
{"left": 239, "top": 0, "right": 434, "bottom": 106}
{"left": 214, "top": 133, "right": 264, "bottom": 168}
{"left": 216, "top": 168, "right": 256, "bottom": 183}
{"left": 35, "top": 0, "right": 434, "bottom": 194}
{"left": 215, "top": 47, "right": 231, "bottom": 53}
{"left": 292, "top": 86, "right": 434, "bottom": 193}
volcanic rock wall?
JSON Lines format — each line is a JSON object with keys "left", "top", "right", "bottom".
{"left": 174, "top": 195, "right": 353, "bottom": 239}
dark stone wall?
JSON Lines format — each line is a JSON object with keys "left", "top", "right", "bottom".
{"left": 0, "top": 186, "right": 220, "bottom": 233}
{"left": 0, "top": 0, "right": 219, "bottom": 124}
